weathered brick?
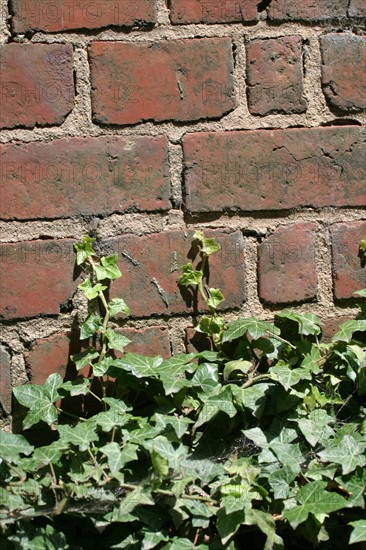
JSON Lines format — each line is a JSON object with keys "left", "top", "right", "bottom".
{"left": 331, "top": 221, "right": 366, "bottom": 300}
{"left": 185, "top": 328, "right": 212, "bottom": 354}
{"left": 118, "top": 327, "right": 171, "bottom": 358}
{"left": 0, "top": 43, "right": 74, "bottom": 130}
{"left": 349, "top": 0, "right": 366, "bottom": 17}
{"left": 0, "top": 345, "right": 11, "bottom": 414}
{"left": 258, "top": 223, "right": 317, "bottom": 304}
{"left": 183, "top": 126, "right": 366, "bottom": 213}
{"left": 25, "top": 327, "right": 170, "bottom": 384}
{"left": 10, "top": 0, "right": 156, "bottom": 33}
{"left": 0, "top": 240, "right": 76, "bottom": 319}
{"left": 89, "top": 38, "right": 235, "bottom": 125}
{"left": 320, "top": 34, "right": 366, "bottom": 112}
{"left": 110, "top": 230, "right": 246, "bottom": 317}
{"left": 246, "top": 35, "right": 306, "bottom": 115}
{"left": 0, "top": 136, "right": 170, "bottom": 220}
{"left": 169, "top": 0, "right": 258, "bottom": 24}
{"left": 268, "top": 0, "right": 348, "bottom": 21}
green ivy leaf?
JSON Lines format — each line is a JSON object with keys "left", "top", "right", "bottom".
{"left": 0, "top": 431, "right": 34, "bottom": 462}
{"left": 71, "top": 348, "right": 99, "bottom": 371}
{"left": 317, "top": 435, "right": 366, "bottom": 475}
{"left": 217, "top": 508, "right": 245, "bottom": 545}
{"left": 194, "top": 230, "right": 221, "bottom": 256}
{"left": 275, "top": 311, "right": 322, "bottom": 336}
{"left": 100, "top": 442, "right": 138, "bottom": 473}
{"left": 223, "top": 318, "right": 280, "bottom": 343}
{"left": 74, "top": 237, "right": 96, "bottom": 266}
{"left": 270, "top": 363, "right": 312, "bottom": 391}
{"left": 105, "top": 328, "right": 131, "bottom": 353}
{"left": 297, "top": 409, "right": 335, "bottom": 447}
{"left": 244, "top": 509, "right": 284, "bottom": 549}
{"left": 94, "top": 255, "right": 122, "bottom": 281}
{"left": 196, "top": 315, "right": 225, "bottom": 336}
{"left": 108, "top": 297, "right": 131, "bottom": 317}
{"left": 284, "top": 481, "right": 347, "bottom": 529}
{"left": 207, "top": 288, "right": 225, "bottom": 309}
{"left": 80, "top": 313, "right": 103, "bottom": 339}
{"left": 78, "top": 278, "right": 107, "bottom": 300}
{"left": 58, "top": 423, "right": 99, "bottom": 451}
{"left": 349, "top": 520, "right": 366, "bottom": 544}
{"left": 43, "top": 373, "right": 63, "bottom": 402}
{"left": 32, "top": 441, "right": 69, "bottom": 467}
{"left": 223, "top": 360, "right": 252, "bottom": 381}
{"left": 332, "top": 320, "right": 366, "bottom": 343}
{"left": 23, "top": 400, "right": 58, "bottom": 429}
{"left": 359, "top": 237, "right": 366, "bottom": 253}
{"left": 178, "top": 263, "right": 203, "bottom": 286}
{"left": 13, "top": 384, "right": 44, "bottom": 409}
{"left": 195, "top": 387, "right": 237, "bottom": 429}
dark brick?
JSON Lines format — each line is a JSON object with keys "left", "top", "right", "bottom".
{"left": 0, "top": 136, "right": 170, "bottom": 220}
{"left": 0, "top": 240, "right": 76, "bottom": 319}
{"left": 0, "top": 346, "right": 11, "bottom": 414}
{"left": 320, "top": 34, "right": 366, "bottom": 112}
{"left": 0, "top": 43, "right": 74, "bottom": 129}
{"left": 110, "top": 230, "right": 246, "bottom": 317}
{"left": 258, "top": 223, "right": 317, "bottom": 304}
{"left": 117, "top": 327, "right": 171, "bottom": 358}
{"left": 89, "top": 38, "right": 235, "bottom": 125}
{"left": 268, "top": 0, "right": 348, "bottom": 21}
{"left": 246, "top": 35, "right": 306, "bottom": 115}
{"left": 331, "top": 221, "right": 366, "bottom": 300}
{"left": 183, "top": 126, "right": 366, "bottom": 213}
{"left": 10, "top": 0, "right": 156, "bottom": 33}
{"left": 169, "top": 0, "right": 258, "bottom": 24}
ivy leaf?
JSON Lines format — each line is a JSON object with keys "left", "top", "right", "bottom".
{"left": 268, "top": 466, "right": 297, "bottom": 499}
{"left": 78, "top": 278, "right": 107, "bottom": 300}
{"left": 94, "top": 254, "right": 122, "bottom": 281}
{"left": 105, "top": 328, "right": 131, "bottom": 352}
{"left": 244, "top": 509, "right": 284, "bottom": 549}
{"left": 178, "top": 263, "right": 202, "bottom": 286}
{"left": 270, "top": 363, "right": 312, "bottom": 391}
{"left": 151, "top": 449, "right": 170, "bottom": 478}
{"left": 58, "top": 423, "right": 99, "bottom": 451}
{"left": 32, "top": 441, "right": 69, "bottom": 467}
{"left": 112, "top": 353, "right": 163, "bottom": 379}
{"left": 80, "top": 313, "right": 103, "bottom": 339}
{"left": 71, "top": 348, "right": 99, "bottom": 371}
{"left": 43, "top": 373, "right": 63, "bottom": 402}
{"left": 93, "top": 356, "right": 114, "bottom": 377}
{"left": 317, "top": 435, "right": 366, "bottom": 475}
{"left": 354, "top": 289, "right": 366, "bottom": 298}
{"left": 153, "top": 414, "right": 193, "bottom": 439}
{"left": 108, "top": 297, "right": 131, "bottom": 317}
{"left": 0, "top": 431, "right": 34, "bottom": 462}
{"left": 224, "top": 360, "right": 252, "bottom": 381}
{"left": 297, "top": 409, "right": 335, "bottom": 447}
{"left": 143, "top": 437, "right": 187, "bottom": 471}
{"left": 100, "top": 442, "right": 138, "bottom": 473}
{"left": 191, "top": 362, "right": 219, "bottom": 393}
{"left": 349, "top": 520, "right": 366, "bottom": 544}
{"left": 194, "top": 230, "right": 221, "bottom": 256}
{"left": 223, "top": 318, "right": 280, "bottom": 343}
{"left": 95, "top": 409, "right": 129, "bottom": 432}
{"left": 60, "top": 377, "right": 90, "bottom": 397}
{"left": 23, "top": 400, "right": 58, "bottom": 429}
{"left": 197, "top": 315, "right": 225, "bottom": 336}
{"left": 195, "top": 387, "right": 237, "bottom": 429}
{"left": 359, "top": 237, "right": 366, "bottom": 253}
{"left": 13, "top": 384, "right": 44, "bottom": 408}
{"left": 275, "top": 311, "right": 322, "bottom": 336}
{"left": 74, "top": 237, "right": 96, "bottom": 266}
{"left": 217, "top": 508, "right": 245, "bottom": 545}
{"left": 284, "top": 481, "right": 347, "bottom": 529}
{"left": 207, "top": 288, "right": 225, "bottom": 309}
{"left": 332, "top": 320, "right": 366, "bottom": 343}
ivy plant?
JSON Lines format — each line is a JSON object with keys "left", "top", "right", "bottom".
{"left": 0, "top": 235, "right": 365, "bottom": 549}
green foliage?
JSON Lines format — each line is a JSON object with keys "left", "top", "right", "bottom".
{"left": 1, "top": 235, "right": 365, "bottom": 549}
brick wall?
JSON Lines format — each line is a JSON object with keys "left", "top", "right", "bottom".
{"left": 0, "top": 0, "right": 365, "bottom": 426}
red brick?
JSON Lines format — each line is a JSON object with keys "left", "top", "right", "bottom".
{"left": 349, "top": 0, "right": 366, "bottom": 17}
{"left": 0, "top": 136, "right": 169, "bottom": 220}
{"left": 10, "top": 0, "right": 156, "bottom": 33}
{"left": 268, "top": 0, "right": 348, "bottom": 21}
{"left": 320, "top": 34, "right": 366, "bottom": 112}
{"left": 0, "top": 345, "right": 11, "bottom": 414}
{"left": 0, "top": 43, "right": 74, "bottom": 130}
{"left": 0, "top": 240, "right": 76, "bottom": 319}
{"left": 246, "top": 36, "right": 306, "bottom": 115}
{"left": 185, "top": 327, "right": 212, "bottom": 354}
{"left": 183, "top": 126, "right": 366, "bottom": 213}
{"left": 25, "top": 327, "right": 170, "bottom": 385}
{"left": 89, "top": 38, "right": 235, "bottom": 125}
{"left": 117, "top": 327, "right": 171, "bottom": 358}
{"left": 110, "top": 230, "right": 246, "bottom": 317}
{"left": 169, "top": 0, "right": 258, "bottom": 24}
{"left": 331, "top": 221, "right": 366, "bottom": 300}
{"left": 258, "top": 223, "right": 317, "bottom": 304}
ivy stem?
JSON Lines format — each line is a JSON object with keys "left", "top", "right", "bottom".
{"left": 49, "top": 462, "right": 58, "bottom": 485}
{"left": 57, "top": 408, "right": 86, "bottom": 422}
{"left": 241, "top": 373, "right": 277, "bottom": 389}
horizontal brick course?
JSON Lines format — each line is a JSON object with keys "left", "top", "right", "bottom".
{"left": 0, "top": 136, "right": 170, "bottom": 220}
{"left": 89, "top": 38, "right": 235, "bottom": 125}
{"left": 0, "top": 43, "right": 74, "bottom": 130}
{"left": 183, "top": 126, "right": 366, "bottom": 213}
{"left": 268, "top": 0, "right": 348, "bottom": 21}
{"left": 169, "top": 0, "right": 258, "bottom": 24}
{"left": 10, "top": 0, "right": 156, "bottom": 33}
